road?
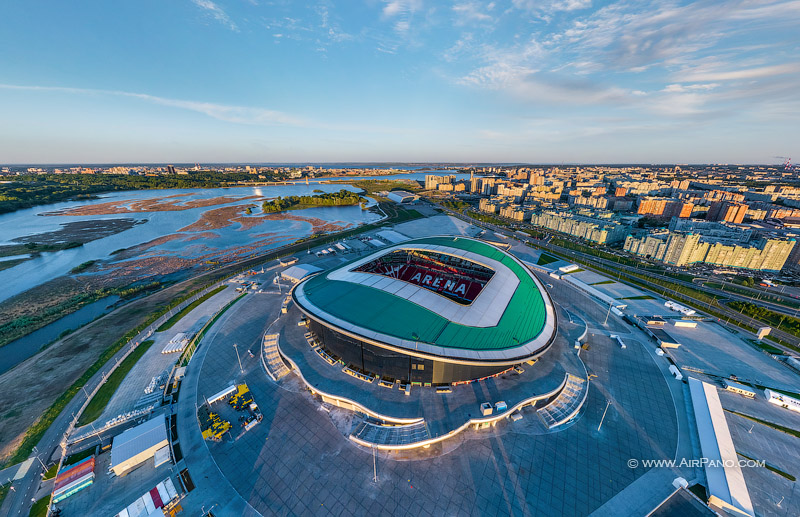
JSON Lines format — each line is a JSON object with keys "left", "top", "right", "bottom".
{"left": 0, "top": 203, "right": 407, "bottom": 516}
{"left": 0, "top": 285, "right": 224, "bottom": 517}
{"left": 431, "top": 202, "right": 800, "bottom": 353}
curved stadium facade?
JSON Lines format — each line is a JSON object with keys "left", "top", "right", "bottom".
{"left": 292, "top": 236, "right": 557, "bottom": 384}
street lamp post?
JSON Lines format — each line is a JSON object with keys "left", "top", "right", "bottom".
{"left": 603, "top": 302, "right": 613, "bottom": 326}
{"left": 372, "top": 446, "right": 378, "bottom": 483}
{"left": 597, "top": 400, "right": 612, "bottom": 432}
{"left": 233, "top": 343, "right": 243, "bottom": 374}
{"left": 31, "top": 447, "right": 47, "bottom": 472}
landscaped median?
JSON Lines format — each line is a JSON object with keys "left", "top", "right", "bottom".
{"left": 28, "top": 495, "right": 50, "bottom": 517}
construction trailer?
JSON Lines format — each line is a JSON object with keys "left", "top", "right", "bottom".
{"left": 765, "top": 389, "right": 800, "bottom": 413}
{"left": 722, "top": 380, "right": 755, "bottom": 398}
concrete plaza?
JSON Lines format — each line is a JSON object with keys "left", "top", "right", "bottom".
{"left": 171, "top": 267, "right": 682, "bottom": 516}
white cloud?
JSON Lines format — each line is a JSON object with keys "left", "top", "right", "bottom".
{"left": 382, "top": 0, "right": 421, "bottom": 18}
{"left": 680, "top": 63, "right": 800, "bottom": 82}
{"left": 452, "top": 0, "right": 800, "bottom": 122}
{"left": 512, "top": 0, "right": 592, "bottom": 16}
{"left": 662, "top": 83, "right": 719, "bottom": 93}
{"left": 443, "top": 33, "right": 474, "bottom": 62}
{"left": 0, "top": 84, "right": 307, "bottom": 126}
{"left": 382, "top": 0, "right": 422, "bottom": 33}
{"left": 561, "top": 0, "right": 800, "bottom": 73}
{"left": 452, "top": 2, "right": 495, "bottom": 24}
{"left": 648, "top": 92, "right": 710, "bottom": 116}
{"left": 190, "top": 0, "right": 239, "bottom": 31}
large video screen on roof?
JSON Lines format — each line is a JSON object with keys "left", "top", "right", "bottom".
{"left": 353, "top": 249, "right": 495, "bottom": 305}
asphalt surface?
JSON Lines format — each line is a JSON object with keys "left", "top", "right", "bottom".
{"left": 165, "top": 236, "right": 686, "bottom": 516}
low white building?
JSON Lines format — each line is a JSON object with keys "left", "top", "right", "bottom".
{"left": 386, "top": 191, "right": 418, "bottom": 204}
{"left": 110, "top": 417, "right": 169, "bottom": 476}
{"left": 282, "top": 264, "right": 323, "bottom": 283}
{"left": 689, "top": 378, "right": 754, "bottom": 516}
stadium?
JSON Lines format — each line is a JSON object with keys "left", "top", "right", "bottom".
{"left": 292, "top": 236, "right": 557, "bottom": 384}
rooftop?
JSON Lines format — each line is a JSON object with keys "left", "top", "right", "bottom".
{"left": 111, "top": 416, "right": 168, "bottom": 470}
{"left": 294, "top": 236, "right": 555, "bottom": 361}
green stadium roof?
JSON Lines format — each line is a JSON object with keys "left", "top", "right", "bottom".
{"left": 294, "top": 236, "right": 555, "bottom": 361}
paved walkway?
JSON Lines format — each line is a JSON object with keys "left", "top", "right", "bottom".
{"left": 174, "top": 292, "right": 266, "bottom": 516}
{"left": 80, "top": 286, "right": 241, "bottom": 431}
{"left": 278, "top": 304, "right": 583, "bottom": 439}
{"left": 172, "top": 267, "right": 682, "bottom": 516}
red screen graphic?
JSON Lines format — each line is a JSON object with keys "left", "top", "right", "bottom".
{"left": 354, "top": 251, "right": 493, "bottom": 304}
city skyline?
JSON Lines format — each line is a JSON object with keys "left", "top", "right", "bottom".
{"left": 1, "top": 0, "right": 799, "bottom": 163}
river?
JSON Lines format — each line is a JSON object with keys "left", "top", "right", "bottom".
{"left": 0, "top": 295, "right": 121, "bottom": 374}
{"left": 0, "top": 171, "right": 468, "bottom": 304}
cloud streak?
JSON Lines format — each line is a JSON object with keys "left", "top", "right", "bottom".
{"left": 0, "top": 83, "right": 307, "bottom": 126}
{"left": 451, "top": 0, "right": 800, "bottom": 121}
{"left": 191, "top": 0, "right": 239, "bottom": 31}
{"left": 452, "top": 2, "right": 495, "bottom": 24}
{"left": 382, "top": 0, "right": 422, "bottom": 33}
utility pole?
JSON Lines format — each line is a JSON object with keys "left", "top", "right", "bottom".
{"left": 233, "top": 343, "right": 243, "bottom": 374}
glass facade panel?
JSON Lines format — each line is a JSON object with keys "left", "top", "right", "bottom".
{"left": 308, "top": 319, "right": 508, "bottom": 383}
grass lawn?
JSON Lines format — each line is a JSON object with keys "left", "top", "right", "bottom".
{"left": 29, "top": 495, "right": 50, "bottom": 517}
{"left": 157, "top": 285, "right": 227, "bottom": 332}
{"left": 589, "top": 280, "right": 615, "bottom": 285}
{"left": 0, "top": 483, "right": 10, "bottom": 508}
{"left": 749, "top": 339, "right": 784, "bottom": 355}
{"left": 536, "top": 253, "right": 558, "bottom": 265}
{"left": 620, "top": 295, "right": 656, "bottom": 300}
{"left": 737, "top": 452, "right": 795, "bottom": 481}
{"left": 42, "top": 463, "right": 58, "bottom": 480}
{"left": 724, "top": 409, "right": 800, "bottom": 439}
{"left": 77, "top": 339, "right": 155, "bottom": 426}
{"left": 63, "top": 446, "right": 95, "bottom": 467}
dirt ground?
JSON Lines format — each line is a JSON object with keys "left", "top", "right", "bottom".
{"left": 0, "top": 270, "right": 220, "bottom": 464}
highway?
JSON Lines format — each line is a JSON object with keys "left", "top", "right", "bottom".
{"left": 432, "top": 202, "right": 800, "bottom": 353}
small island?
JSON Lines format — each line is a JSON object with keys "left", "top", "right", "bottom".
{"left": 261, "top": 189, "right": 366, "bottom": 213}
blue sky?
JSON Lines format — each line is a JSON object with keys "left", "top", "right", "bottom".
{"left": 0, "top": 0, "right": 798, "bottom": 164}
